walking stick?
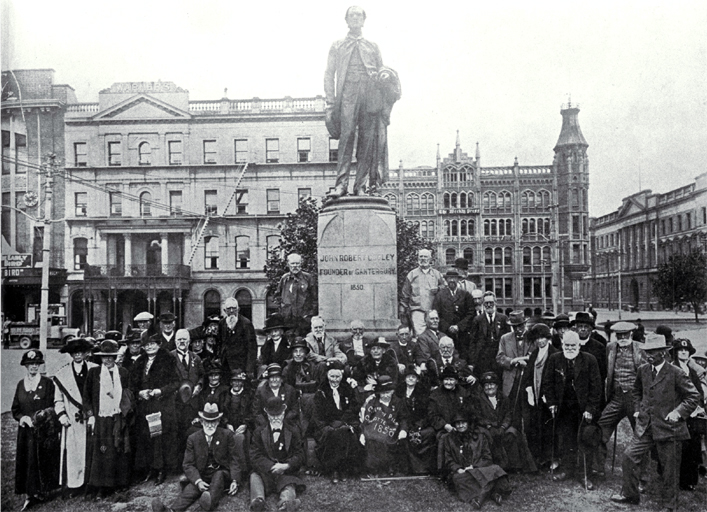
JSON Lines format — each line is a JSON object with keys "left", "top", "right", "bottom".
{"left": 578, "top": 417, "right": 588, "bottom": 491}
{"left": 550, "top": 409, "right": 556, "bottom": 478}
{"left": 611, "top": 428, "right": 618, "bottom": 475}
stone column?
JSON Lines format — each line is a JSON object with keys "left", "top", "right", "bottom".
{"left": 124, "top": 233, "right": 132, "bottom": 275}
{"left": 161, "top": 232, "right": 169, "bottom": 275}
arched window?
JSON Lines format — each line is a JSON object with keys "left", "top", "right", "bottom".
{"left": 140, "top": 191, "right": 152, "bottom": 216}
{"left": 528, "top": 191, "right": 536, "bottom": 209}
{"left": 445, "top": 248, "right": 456, "bottom": 265}
{"left": 384, "top": 194, "right": 397, "bottom": 210}
{"left": 420, "top": 221, "right": 427, "bottom": 239}
{"left": 451, "top": 220, "right": 458, "bottom": 236}
{"left": 468, "top": 219, "right": 475, "bottom": 236}
{"left": 504, "top": 247, "right": 512, "bottom": 267}
{"left": 533, "top": 247, "right": 541, "bottom": 268}
{"left": 485, "top": 248, "right": 493, "bottom": 266}
{"left": 204, "top": 289, "right": 221, "bottom": 320}
{"left": 406, "top": 193, "right": 420, "bottom": 215}
{"left": 443, "top": 192, "right": 450, "bottom": 209}
{"left": 494, "top": 248, "right": 502, "bottom": 266}
{"left": 505, "top": 219, "right": 512, "bottom": 236}
{"left": 421, "top": 193, "right": 435, "bottom": 215}
{"left": 498, "top": 220, "right": 505, "bottom": 236}
{"left": 235, "top": 289, "right": 253, "bottom": 321}
{"left": 235, "top": 235, "right": 250, "bottom": 269}
{"left": 467, "top": 192, "right": 475, "bottom": 208}
{"left": 538, "top": 190, "right": 550, "bottom": 210}
{"left": 138, "top": 142, "right": 151, "bottom": 165}
{"left": 523, "top": 247, "right": 531, "bottom": 269}
{"left": 428, "top": 220, "right": 435, "bottom": 239}
{"left": 543, "top": 246, "right": 551, "bottom": 265}
{"left": 529, "top": 218, "right": 536, "bottom": 233}
{"left": 463, "top": 247, "right": 474, "bottom": 264}
{"left": 488, "top": 192, "right": 497, "bottom": 209}
{"left": 460, "top": 192, "right": 467, "bottom": 208}
{"left": 73, "top": 237, "right": 88, "bottom": 270}
{"left": 490, "top": 219, "right": 497, "bottom": 236}
{"left": 460, "top": 220, "right": 467, "bottom": 236}
{"left": 499, "top": 191, "right": 512, "bottom": 212}
{"left": 484, "top": 219, "right": 490, "bottom": 236}
{"left": 444, "top": 220, "right": 451, "bottom": 236}
{"left": 522, "top": 218, "right": 528, "bottom": 234}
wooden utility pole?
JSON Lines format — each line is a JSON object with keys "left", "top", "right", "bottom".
{"left": 38, "top": 154, "right": 55, "bottom": 353}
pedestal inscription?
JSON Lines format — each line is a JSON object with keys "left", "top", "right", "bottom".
{"left": 317, "top": 197, "right": 398, "bottom": 337}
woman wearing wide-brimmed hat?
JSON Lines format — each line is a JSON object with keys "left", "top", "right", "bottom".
{"left": 83, "top": 339, "right": 134, "bottom": 498}
{"left": 12, "top": 350, "right": 61, "bottom": 510}
{"left": 669, "top": 338, "right": 705, "bottom": 491}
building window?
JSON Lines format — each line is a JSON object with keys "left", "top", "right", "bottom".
{"left": 266, "top": 235, "right": 280, "bottom": 259}
{"left": 1, "top": 130, "right": 10, "bottom": 174}
{"left": 504, "top": 247, "right": 512, "bottom": 267}
{"left": 677, "top": 215, "right": 682, "bottom": 231}
{"left": 169, "top": 140, "right": 182, "bottom": 165}
{"left": 14, "top": 134, "right": 26, "bottom": 174}
{"left": 170, "top": 191, "right": 182, "bottom": 215}
{"left": 108, "top": 141, "right": 122, "bottom": 166}
{"left": 204, "top": 236, "right": 219, "bottom": 269}
{"left": 298, "top": 188, "right": 312, "bottom": 203}
{"left": 204, "top": 290, "right": 221, "bottom": 320}
{"left": 138, "top": 142, "right": 151, "bottom": 165}
{"left": 140, "top": 191, "right": 152, "bottom": 216}
{"left": 109, "top": 192, "right": 122, "bottom": 216}
{"left": 524, "top": 277, "right": 532, "bottom": 298}
{"left": 235, "top": 235, "right": 250, "bottom": 269}
{"left": 1, "top": 193, "right": 10, "bottom": 241}
{"left": 668, "top": 218, "right": 673, "bottom": 233}
{"left": 428, "top": 220, "right": 435, "bottom": 239}
{"left": 266, "top": 139, "right": 279, "bottom": 163}
{"left": 384, "top": 194, "right": 397, "bottom": 210}
{"left": 485, "top": 248, "right": 493, "bottom": 267}
{"left": 205, "top": 190, "right": 218, "bottom": 215}
{"left": 73, "top": 238, "right": 88, "bottom": 270}
{"left": 504, "top": 278, "right": 513, "bottom": 299}
{"left": 329, "top": 138, "right": 339, "bottom": 162}
{"left": 443, "top": 193, "right": 450, "bottom": 209}
{"left": 236, "top": 189, "right": 248, "bottom": 214}
{"left": 445, "top": 248, "right": 456, "bottom": 265}
{"left": 297, "top": 138, "right": 311, "bottom": 162}
{"left": 235, "top": 139, "right": 248, "bottom": 163}
{"left": 74, "top": 142, "right": 88, "bottom": 167}
{"left": 451, "top": 220, "right": 458, "bottom": 236}
{"left": 75, "top": 192, "right": 88, "bottom": 216}
{"left": 267, "top": 189, "right": 280, "bottom": 213}
{"left": 463, "top": 247, "right": 474, "bottom": 264}
{"left": 203, "top": 140, "right": 217, "bottom": 164}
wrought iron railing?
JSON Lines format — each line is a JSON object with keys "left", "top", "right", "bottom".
{"left": 84, "top": 264, "right": 191, "bottom": 278}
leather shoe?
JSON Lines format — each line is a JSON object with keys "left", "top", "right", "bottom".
{"left": 470, "top": 498, "right": 482, "bottom": 510}
{"left": 143, "top": 469, "right": 157, "bottom": 483}
{"left": 582, "top": 478, "right": 594, "bottom": 490}
{"left": 198, "top": 491, "right": 212, "bottom": 511}
{"left": 250, "top": 497, "right": 266, "bottom": 512}
{"left": 331, "top": 471, "right": 340, "bottom": 484}
{"left": 155, "top": 471, "right": 166, "bottom": 486}
{"left": 493, "top": 493, "right": 503, "bottom": 505}
{"left": 610, "top": 493, "right": 639, "bottom": 505}
{"left": 552, "top": 471, "right": 568, "bottom": 482}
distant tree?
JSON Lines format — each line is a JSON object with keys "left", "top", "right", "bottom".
{"left": 652, "top": 249, "right": 706, "bottom": 323}
{"left": 264, "top": 199, "right": 435, "bottom": 310}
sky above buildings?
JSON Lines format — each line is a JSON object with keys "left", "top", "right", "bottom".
{"left": 3, "top": 0, "right": 706, "bottom": 217}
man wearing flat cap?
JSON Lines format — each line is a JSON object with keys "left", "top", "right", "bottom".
{"left": 611, "top": 333, "right": 700, "bottom": 510}
{"left": 432, "top": 269, "right": 475, "bottom": 361}
{"left": 54, "top": 338, "right": 97, "bottom": 494}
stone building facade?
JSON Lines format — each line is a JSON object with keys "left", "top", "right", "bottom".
{"left": 586, "top": 173, "right": 707, "bottom": 310}
{"left": 1, "top": 69, "right": 77, "bottom": 322}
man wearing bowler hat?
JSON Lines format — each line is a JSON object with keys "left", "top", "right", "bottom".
{"left": 432, "top": 269, "right": 475, "bottom": 361}
{"left": 496, "top": 311, "right": 534, "bottom": 399}
{"left": 172, "top": 329, "right": 205, "bottom": 465}
{"left": 454, "top": 257, "right": 477, "bottom": 294}
{"left": 572, "top": 312, "right": 607, "bottom": 397}
{"left": 151, "top": 312, "right": 178, "bottom": 352}
{"left": 152, "top": 403, "right": 240, "bottom": 512}
{"left": 611, "top": 333, "right": 700, "bottom": 510}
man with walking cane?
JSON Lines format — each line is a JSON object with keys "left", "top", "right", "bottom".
{"left": 542, "top": 331, "right": 602, "bottom": 489}
{"left": 610, "top": 333, "right": 700, "bottom": 511}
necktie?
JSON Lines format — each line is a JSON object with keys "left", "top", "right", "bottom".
{"left": 317, "top": 337, "right": 325, "bottom": 354}
{"left": 444, "top": 358, "right": 451, "bottom": 367}
{"left": 332, "top": 388, "right": 341, "bottom": 409}
{"left": 652, "top": 366, "right": 657, "bottom": 380}
{"left": 206, "top": 435, "right": 212, "bottom": 446}
{"left": 180, "top": 354, "right": 186, "bottom": 367}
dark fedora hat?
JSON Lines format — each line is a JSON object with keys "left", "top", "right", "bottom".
{"left": 367, "top": 337, "right": 390, "bottom": 349}
{"left": 94, "top": 339, "right": 121, "bottom": 356}
{"left": 571, "top": 312, "right": 595, "bottom": 328}
{"left": 440, "top": 365, "right": 459, "bottom": 380}
{"left": 20, "top": 349, "right": 44, "bottom": 366}
{"left": 452, "top": 412, "right": 468, "bottom": 424}
{"left": 403, "top": 364, "right": 419, "bottom": 377}
{"left": 206, "top": 360, "right": 223, "bottom": 375}
{"left": 178, "top": 381, "right": 194, "bottom": 404}
{"left": 103, "top": 330, "right": 123, "bottom": 342}
{"left": 375, "top": 375, "right": 395, "bottom": 393}
{"left": 508, "top": 311, "right": 527, "bottom": 326}
{"left": 263, "top": 314, "right": 286, "bottom": 332}
{"left": 263, "top": 396, "right": 287, "bottom": 416}
{"left": 454, "top": 257, "right": 469, "bottom": 271}
{"left": 444, "top": 269, "right": 461, "bottom": 278}
{"left": 59, "top": 337, "right": 94, "bottom": 354}
{"left": 553, "top": 314, "right": 571, "bottom": 329}
{"left": 198, "top": 403, "right": 223, "bottom": 421}
{"left": 125, "top": 330, "right": 143, "bottom": 345}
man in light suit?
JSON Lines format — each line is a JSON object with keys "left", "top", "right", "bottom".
{"left": 611, "top": 334, "right": 700, "bottom": 511}
{"left": 304, "top": 316, "right": 346, "bottom": 364}
{"left": 468, "top": 292, "right": 510, "bottom": 379}
{"left": 152, "top": 403, "right": 240, "bottom": 512}
{"left": 496, "top": 311, "right": 535, "bottom": 399}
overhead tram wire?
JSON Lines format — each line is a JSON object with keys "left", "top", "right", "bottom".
{"left": 2, "top": 155, "right": 301, "bottom": 233}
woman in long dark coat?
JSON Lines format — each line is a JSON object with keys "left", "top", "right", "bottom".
{"left": 395, "top": 365, "right": 436, "bottom": 474}
{"left": 12, "top": 350, "right": 60, "bottom": 510}
{"left": 312, "top": 361, "right": 363, "bottom": 482}
{"left": 130, "top": 336, "right": 180, "bottom": 483}
{"left": 83, "top": 339, "right": 133, "bottom": 496}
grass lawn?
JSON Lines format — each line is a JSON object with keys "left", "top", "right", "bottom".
{"left": 2, "top": 411, "right": 706, "bottom": 512}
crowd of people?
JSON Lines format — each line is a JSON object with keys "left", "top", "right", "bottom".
{"left": 10, "top": 251, "right": 707, "bottom": 512}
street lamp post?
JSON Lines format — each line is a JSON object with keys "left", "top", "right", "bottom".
{"left": 540, "top": 258, "right": 548, "bottom": 312}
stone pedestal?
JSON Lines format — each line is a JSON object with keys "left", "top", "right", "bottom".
{"left": 317, "top": 196, "right": 398, "bottom": 338}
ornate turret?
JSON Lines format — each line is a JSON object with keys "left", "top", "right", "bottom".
{"left": 554, "top": 101, "right": 588, "bottom": 151}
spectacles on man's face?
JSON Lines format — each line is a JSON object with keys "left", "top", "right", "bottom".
{"left": 484, "top": 302, "right": 495, "bottom": 308}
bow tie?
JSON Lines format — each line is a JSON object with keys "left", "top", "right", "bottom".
{"left": 271, "top": 428, "right": 282, "bottom": 433}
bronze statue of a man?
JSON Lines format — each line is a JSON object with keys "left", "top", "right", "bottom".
{"left": 324, "top": 6, "right": 400, "bottom": 200}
